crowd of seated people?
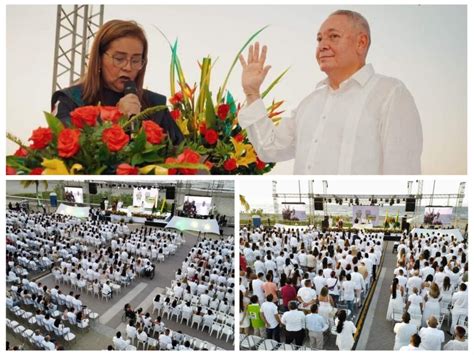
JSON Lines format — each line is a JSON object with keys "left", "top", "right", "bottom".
{"left": 389, "top": 229, "right": 468, "bottom": 350}
{"left": 105, "top": 236, "right": 235, "bottom": 350}
{"left": 239, "top": 226, "right": 384, "bottom": 350}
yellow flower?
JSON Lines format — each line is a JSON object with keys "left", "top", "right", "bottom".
{"left": 230, "top": 137, "right": 257, "bottom": 167}
{"left": 41, "top": 158, "right": 83, "bottom": 175}
{"left": 138, "top": 165, "right": 168, "bottom": 175}
{"left": 176, "top": 119, "right": 190, "bottom": 136}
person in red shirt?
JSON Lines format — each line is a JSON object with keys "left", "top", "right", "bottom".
{"left": 280, "top": 279, "right": 297, "bottom": 312}
{"left": 240, "top": 254, "right": 247, "bottom": 273}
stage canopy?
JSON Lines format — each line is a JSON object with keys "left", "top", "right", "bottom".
{"left": 411, "top": 228, "right": 464, "bottom": 242}
{"left": 55, "top": 203, "right": 90, "bottom": 218}
{"left": 165, "top": 216, "right": 220, "bottom": 235}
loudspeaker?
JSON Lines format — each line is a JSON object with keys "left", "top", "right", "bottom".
{"left": 405, "top": 198, "right": 416, "bottom": 212}
{"left": 314, "top": 198, "right": 324, "bottom": 211}
{"left": 89, "top": 183, "right": 97, "bottom": 195}
{"left": 166, "top": 187, "right": 175, "bottom": 200}
{"left": 322, "top": 216, "right": 329, "bottom": 232}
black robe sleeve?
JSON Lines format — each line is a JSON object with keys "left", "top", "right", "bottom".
{"left": 51, "top": 85, "right": 84, "bottom": 127}
{"left": 143, "top": 90, "right": 184, "bottom": 145}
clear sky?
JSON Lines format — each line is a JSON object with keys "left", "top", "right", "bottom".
{"left": 6, "top": 4, "right": 467, "bottom": 174}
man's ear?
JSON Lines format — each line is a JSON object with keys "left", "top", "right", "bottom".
{"left": 357, "top": 33, "right": 369, "bottom": 56}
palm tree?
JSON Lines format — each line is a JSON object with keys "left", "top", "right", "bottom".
{"left": 239, "top": 194, "right": 250, "bottom": 212}
{"left": 20, "top": 180, "right": 49, "bottom": 205}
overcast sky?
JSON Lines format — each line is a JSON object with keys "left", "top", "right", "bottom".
{"left": 238, "top": 179, "right": 468, "bottom": 210}
{"left": 6, "top": 4, "right": 467, "bottom": 174}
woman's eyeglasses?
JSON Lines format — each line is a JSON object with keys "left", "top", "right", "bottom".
{"left": 104, "top": 52, "right": 145, "bottom": 70}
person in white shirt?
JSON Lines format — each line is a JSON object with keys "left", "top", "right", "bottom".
{"left": 159, "top": 329, "right": 172, "bottom": 350}
{"left": 238, "top": 9, "right": 422, "bottom": 174}
{"left": 335, "top": 309, "right": 356, "bottom": 350}
{"left": 313, "top": 270, "right": 327, "bottom": 296}
{"left": 393, "top": 312, "right": 418, "bottom": 350}
{"left": 281, "top": 301, "right": 306, "bottom": 346}
{"left": 113, "top": 331, "right": 131, "bottom": 350}
{"left": 252, "top": 273, "right": 266, "bottom": 304}
{"left": 42, "top": 335, "right": 56, "bottom": 350}
{"left": 102, "top": 281, "right": 112, "bottom": 298}
{"left": 443, "top": 325, "right": 468, "bottom": 350}
{"left": 342, "top": 273, "right": 356, "bottom": 316}
{"left": 297, "top": 279, "right": 317, "bottom": 306}
{"left": 450, "top": 283, "right": 468, "bottom": 334}
{"left": 399, "top": 333, "right": 422, "bottom": 351}
{"left": 260, "top": 294, "right": 281, "bottom": 342}
{"left": 419, "top": 316, "right": 445, "bottom": 350}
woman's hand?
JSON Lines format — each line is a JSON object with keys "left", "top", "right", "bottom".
{"left": 117, "top": 93, "right": 141, "bottom": 117}
{"left": 239, "top": 42, "right": 271, "bottom": 105}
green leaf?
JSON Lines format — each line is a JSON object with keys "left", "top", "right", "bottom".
{"left": 205, "top": 90, "right": 217, "bottom": 129}
{"left": 130, "top": 130, "right": 147, "bottom": 154}
{"left": 217, "top": 25, "right": 269, "bottom": 103}
{"left": 261, "top": 67, "right": 290, "bottom": 99}
{"left": 131, "top": 153, "right": 145, "bottom": 166}
{"left": 44, "top": 111, "right": 64, "bottom": 136}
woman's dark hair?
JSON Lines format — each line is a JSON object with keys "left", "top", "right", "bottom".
{"left": 82, "top": 20, "right": 148, "bottom": 105}
{"left": 392, "top": 278, "right": 399, "bottom": 299}
{"left": 336, "top": 309, "right": 347, "bottom": 334}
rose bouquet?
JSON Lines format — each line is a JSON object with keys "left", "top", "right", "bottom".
{"left": 6, "top": 105, "right": 208, "bottom": 175}
{"left": 158, "top": 26, "right": 288, "bottom": 174}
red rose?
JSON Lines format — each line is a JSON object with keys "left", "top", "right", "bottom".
{"left": 102, "top": 125, "right": 130, "bottom": 152}
{"left": 29, "top": 168, "right": 44, "bottom": 175}
{"left": 70, "top": 106, "right": 100, "bottom": 128}
{"left": 100, "top": 106, "right": 122, "bottom": 123}
{"left": 116, "top": 164, "right": 139, "bottom": 175}
{"left": 165, "top": 157, "right": 178, "bottom": 175}
{"left": 223, "top": 158, "right": 237, "bottom": 172}
{"left": 234, "top": 133, "right": 244, "bottom": 143}
{"left": 14, "top": 147, "right": 28, "bottom": 157}
{"left": 256, "top": 157, "right": 266, "bottom": 170}
{"left": 6, "top": 166, "right": 16, "bottom": 175}
{"left": 179, "top": 148, "right": 200, "bottom": 175}
{"left": 166, "top": 148, "right": 201, "bottom": 175}
{"left": 57, "top": 128, "right": 81, "bottom": 158}
{"left": 204, "top": 161, "right": 214, "bottom": 171}
{"left": 170, "top": 109, "right": 181, "bottom": 121}
{"left": 29, "top": 127, "right": 53, "bottom": 150}
{"left": 142, "top": 120, "right": 165, "bottom": 144}
{"left": 199, "top": 122, "right": 207, "bottom": 135}
{"left": 169, "top": 92, "right": 184, "bottom": 105}
{"left": 217, "top": 104, "right": 230, "bottom": 120}
{"left": 204, "top": 129, "right": 218, "bottom": 145}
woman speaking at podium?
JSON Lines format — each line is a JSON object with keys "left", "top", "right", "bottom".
{"left": 51, "top": 19, "right": 183, "bottom": 145}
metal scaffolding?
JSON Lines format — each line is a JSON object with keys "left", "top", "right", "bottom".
{"left": 52, "top": 5, "right": 104, "bottom": 93}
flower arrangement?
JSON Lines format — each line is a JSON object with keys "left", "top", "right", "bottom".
{"left": 6, "top": 105, "right": 208, "bottom": 175}
{"left": 159, "top": 26, "right": 288, "bottom": 174}
{"left": 6, "top": 27, "right": 287, "bottom": 175}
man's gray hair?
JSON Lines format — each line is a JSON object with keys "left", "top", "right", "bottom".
{"left": 331, "top": 9, "right": 371, "bottom": 51}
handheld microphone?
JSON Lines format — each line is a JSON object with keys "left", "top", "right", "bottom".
{"left": 124, "top": 80, "right": 137, "bottom": 96}
{"left": 123, "top": 80, "right": 138, "bottom": 130}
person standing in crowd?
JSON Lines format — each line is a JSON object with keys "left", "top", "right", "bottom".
{"left": 393, "top": 312, "right": 417, "bottom": 350}
{"left": 305, "top": 303, "right": 328, "bottom": 350}
{"left": 260, "top": 294, "right": 281, "bottom": 342}
{"left": 443, "top": 325, "right": 468, "bottom": 350}
{"left": 419, "top": 316, "right": 445, "bottom": 350}
{"left": 335, "top": 309, "right": 356, "bottom": 350}
{"left": 281, "top": 301, "right": 306, "bottom": 346}
{"left": 247, "top": 295, "right": 266, "bottom": 337}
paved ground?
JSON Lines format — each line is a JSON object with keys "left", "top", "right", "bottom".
{"left": 357, "top": 241, "right": 455, "bottom": 350}
{"left": 7, "top": 225, "right": 235, "bottom": 350}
